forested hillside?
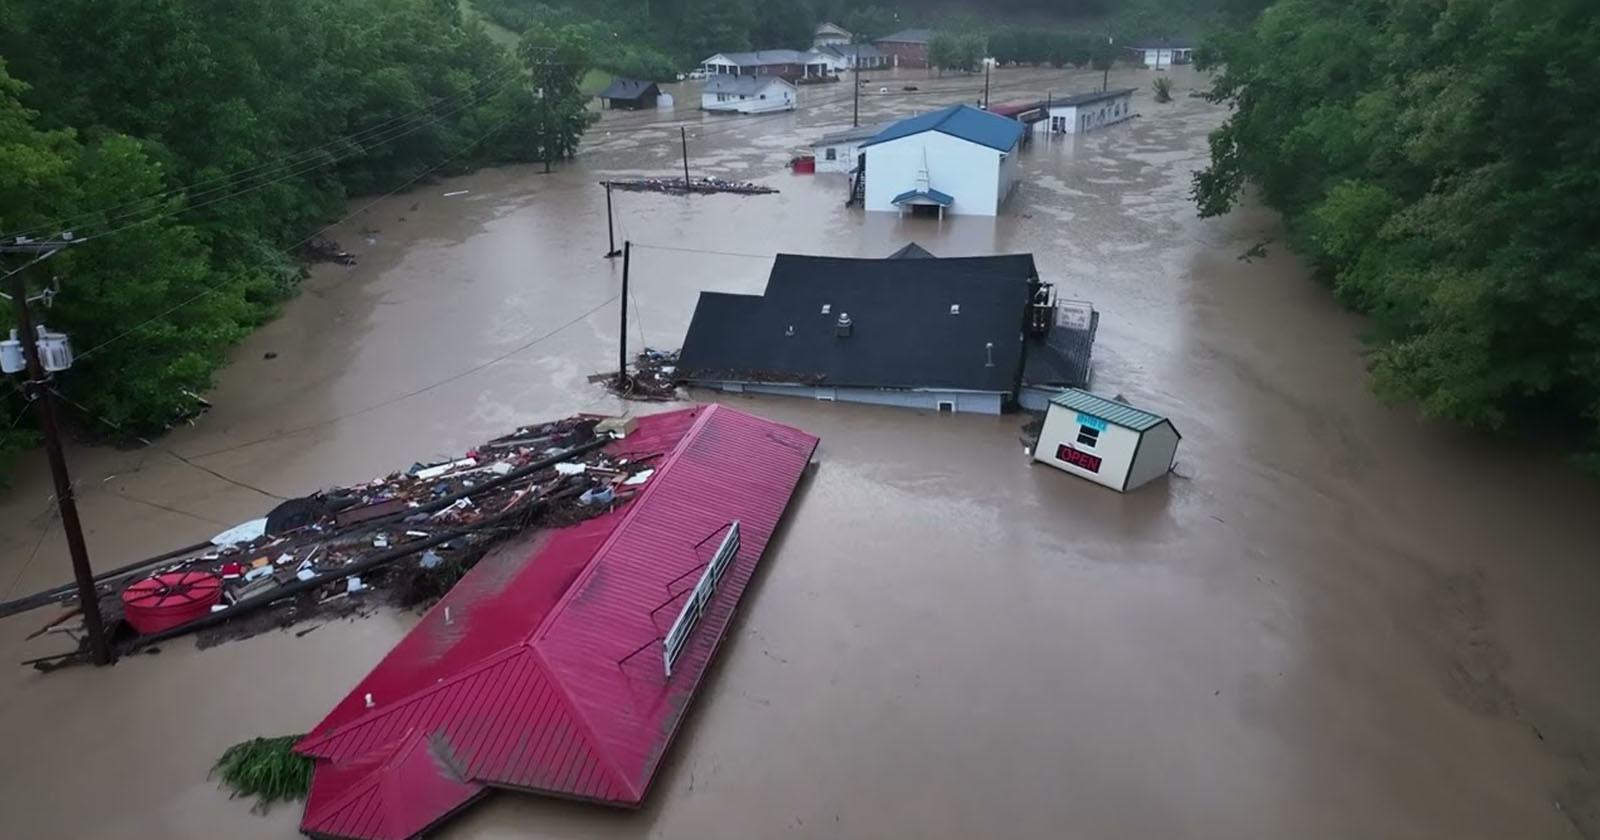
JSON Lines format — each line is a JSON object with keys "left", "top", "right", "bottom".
{"left": 0, "top": 0, "right": 567, "bottom": 476}
{"left": 1196, "top": 0, "right": 1600, "bottom": 467}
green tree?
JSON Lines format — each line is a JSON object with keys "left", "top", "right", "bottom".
{"left": 521, "top": 22, "right": 599, "bottom": 172}
{"left": 987, "top": 27, "right": 1021, "bottom": 65}
{"left": 750, "top": 0, "right": 815, "bottom": 49}
{"left": 841, "top": 5, "right": 899, "bottom": 42}
{"left": 1195, "top": 0, "right": 1600, "bottom": 465}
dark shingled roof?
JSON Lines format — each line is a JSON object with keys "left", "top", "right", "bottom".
{"left": 598, "top": 78, "right": 659, "bottom": 101}
{"left": 886, "top": 242, "right": 936, "bottom": 259}
{"left": 677, "top": 254, "right": 1038, "bottom": 393}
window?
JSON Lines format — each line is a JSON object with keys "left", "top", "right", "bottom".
{"left": 825, "top": 147, "right": 837, "bottom": 161}
{"left": 1076, "top": 425, "right": 1101, "bottom": 448}
{"left": 1051, "top": 115, "right": 1066, "bottom": 132}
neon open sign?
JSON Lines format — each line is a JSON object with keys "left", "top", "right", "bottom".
{"left": 1056, "top": 443, "right": 1103, "bottom": 473}
{"left": 663, "top": 521, "right": 741, "bottom": 677}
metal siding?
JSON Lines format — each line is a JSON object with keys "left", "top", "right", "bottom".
{"left": 1047, "top": 388, "right": 1168, "bottom": 431}
{"left": 298, "top": 406, "right": 817, "bottom": 839}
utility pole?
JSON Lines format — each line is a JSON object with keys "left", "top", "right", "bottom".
{"left": 853, "top": 42, "right": 861, "bottom": 128}
{"left": 983, "top": 61, "right": 991, "bottom": 108}
{"left": 1102, "top": 34, "right": 1114, "bottom": 93}
{"left": 2, "top": 240, "right": 111, "bottom": 665}
{"left": 602, "top": 182, "right": 621, "bottom": 259}
{"left": 618, "top": 241, "right": 630, "bottom": 383}
{"left": 680, "top": 127, "right": 692, "bottom": 188}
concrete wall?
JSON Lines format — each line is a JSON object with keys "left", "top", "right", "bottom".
{"left": 1125, "top": 420, "right": 1180, "bottom": 491}
{"left": 863, "top": 131, "right": 1004, "bottom": 215}
{"left": 701, "top": 381, "right": 1004, "bottom": 415}
{"left": 1033, "top": 402, "right": 1141, "bottom": 491}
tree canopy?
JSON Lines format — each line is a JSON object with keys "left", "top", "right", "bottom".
{"left": 1196, "top": 0, "right": 1600, "bottom": 467}
{"left": 0, "top": 0, "right": 587, "bottom": 480}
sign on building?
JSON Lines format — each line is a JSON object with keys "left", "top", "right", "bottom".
{"left": 664, "top": 521, "right": 742, "bottom": 676}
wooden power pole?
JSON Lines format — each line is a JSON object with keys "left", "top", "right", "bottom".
{"left": 3, "top": 241, "right": 111, "bottom": 665}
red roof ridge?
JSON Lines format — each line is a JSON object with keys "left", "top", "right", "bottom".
{"left": 527, "top": 405, "right": 718, "bottom": 652}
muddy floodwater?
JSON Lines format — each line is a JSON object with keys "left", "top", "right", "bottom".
{"left": 5, "top": 65, "right": 1600, "bottom": 839}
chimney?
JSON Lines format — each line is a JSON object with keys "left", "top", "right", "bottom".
{"left": 835, "top": 312, "right": 852, "bottom": 337}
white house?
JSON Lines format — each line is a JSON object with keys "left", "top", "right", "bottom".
{"left": 1033, "top": 389, "right": 1181, "bottom": 492}
{"left": 812, "top": 122, "right": 886, "bottom": 173}
{"left": 700, "top": 50, "right": 832, "bottom": 79}
{"left": 858, "top": 104, "right": 1024, "bottom": 218}
{"left": 1034, "top": 88, "right": 1136, "bottom": 136}
{"left": 813, "top": 21, "right": 852, "bottom": 47}
{"left": 701, "top": 76, "right": 796, "bottom": 114}
{"left": 813, "top": 42, "right": 891, "bottom": 70}
{"left": 1127, "top": 41, "right": 1194, "bottom": 69}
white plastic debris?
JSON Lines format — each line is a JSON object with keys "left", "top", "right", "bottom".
{"left": 579, "top": 486, "right": 615, "bottom": 506}
{"left": 405, "top": 530, "right": 428, "bottom": 538}
{"left": 210, "top": 518, "right": 267, "bottom": 547}
{"left": 244, "top": 566, "right": 274, "bottom": 582}
{"left": 210, "top": 604, "right": 230, "bottom": 613}
{"left": 442, "top": 189, "right": 470, "bottom": 197}
{"left": 276, "top": 553, "right": 294, "bottom": 565}
{"left": 419, "top": 550, "right": 442, "bottom": 569}
{"left": 486, "top": 461, "right": 514, "bottom": 476}
{"left": 623, "top": 469, "right": 655, "bottom": 486}
{"left": 555, "top": 462, "right": 587, "bottom": 476}
{"left": 296, "top": 568, "right": 317, "bottom": 581}
{"left": 347, "top": 576, "right": 366, "bottom": 593}
{"left": 373, "top": 535, "right": 389, "bottom": 549}
{"left": 415, "top": 458, "right": 476, "bottom": 480}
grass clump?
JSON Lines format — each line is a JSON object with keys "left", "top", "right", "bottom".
{"left": 211, "top": 734, "right": 313, "bottom": 813}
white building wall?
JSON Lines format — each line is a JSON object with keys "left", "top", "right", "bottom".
{"left": 1033, "top": 403, "right": 1141, "bottom": 491}
{"left": 863, "top": 131, "right": 1004, "bottom": 216}
{"left": 814, "top": 140, "right": 863, "bottom": 173}
{"left": 704, "top": 381, "right": 1004, "bottom": 414}
{"left": 998, "top": 149, "right": 1020, "bottom": 203}
{"left": 1124, "top": 421, "right": 1180, "bottom": 491}
{"left": 1037, "top": 94, "right": 1134, "bottom": 136}
{"left": 701, "top": 82, "right": 795, "bottom": 114}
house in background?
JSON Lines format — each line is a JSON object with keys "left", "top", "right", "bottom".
{"left": 597, "top": 79, "right": 661, "bottom": 110}
{"left": 858, "top": 104, "right": 1024, "bottom": 217}
{"left": 1034, "top": 389, "right": 1181, "bottom": 492}
{"left": 676, "top": 253, "right": 1041, "bottom": 414}
{"left": 813, "top": 42, "right": 890, "bottom": 70}
{"left": 1036, "top": 89, "right": 1137, "bottom": 135}
{"left": 700, "top": 50, "right": 832, "bottom": 79}
{"left": 1127, "top": 39, "right": 1194, "bottom": 69}
{"left": 811, "top": 122, "right": 886, "bottom": 173}
{"left": 876, "top": 28, "right": 933, "bottom": 68}
{"left": 701, "top": 75, "right": 796, "bottom": 114}
{"left": 813, "top": 21, "right": 852, "bottom": 46}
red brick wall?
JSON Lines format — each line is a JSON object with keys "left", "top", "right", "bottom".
{"left": 879, "top": 41, "right": 928, "bottom": 68}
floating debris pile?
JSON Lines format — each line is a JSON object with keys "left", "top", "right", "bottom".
{"left": 600, "top": 177, "right": 778, "bottom": 196}
{"left": 22, "top": 414, "right": 662, "bottom": 668}
{"left": 592, "top": 348, "right": 681, "bottom": 402}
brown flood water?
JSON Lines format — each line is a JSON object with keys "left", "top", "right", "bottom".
{"left": 4, "top": 66, "right": 1600, "bottom": 839}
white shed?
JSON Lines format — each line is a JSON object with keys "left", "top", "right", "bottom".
{"left": 1033, "top": 389, "right": 1181, "bottom": 492}
{"left": 812, "top": 122, "right": 885, "bottom": 173}
{"left": 1034, "top": 89, "right": 1136, "bottom": 136}
{"left": 1127, "top": 42, "right": 1194, "bottom": 69}
{"left": 858, "top": 104, "right": 1024, "bottom": 217}
{"left": 701, "top": 76, "right": 796, "bottom": 114}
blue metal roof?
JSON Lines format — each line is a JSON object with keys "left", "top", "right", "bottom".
{"left": 1048, "top": 388, "right": 1174, "bottom": 433}
{"left": 860, "top": 105, "right": 1025, "bottom": 153}
{"left": 891, "top": 188, "right": 954, "bottom": 206}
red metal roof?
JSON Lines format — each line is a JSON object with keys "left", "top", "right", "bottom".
{"left": 297, "top": 405, "right": 818, "bottom": 840}
{"left": 987, "top": 100, "right": 1047, "bottom": 119}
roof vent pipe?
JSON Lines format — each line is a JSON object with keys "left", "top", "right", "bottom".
{"left": 985, "top": 341, "right": 994, "bottom": 367}
{"left": 835, "top": 313, "right": 852, "bottom": 338}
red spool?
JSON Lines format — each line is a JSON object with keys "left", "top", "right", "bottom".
{"left": 122, "top": 571, "right": 224, "bottom": 635}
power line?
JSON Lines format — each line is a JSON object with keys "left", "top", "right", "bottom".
{"left": 46, "top": 387, "right": 286, "bottom": 501}
{"left": 179, "top": 291, "right": 623, "bottom": 461}
{"left": 72, "top": 72, "right": 528, "bottom": 245}
{"left": 71, "top": 107, "right": 526, "bottom": 365}
{"left": 1, "top": 67, "right": 526, "bottom": 243}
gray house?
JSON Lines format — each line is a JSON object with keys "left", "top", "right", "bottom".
{"left": 676, "top": 252, "right": 1040, "bottom": 414}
